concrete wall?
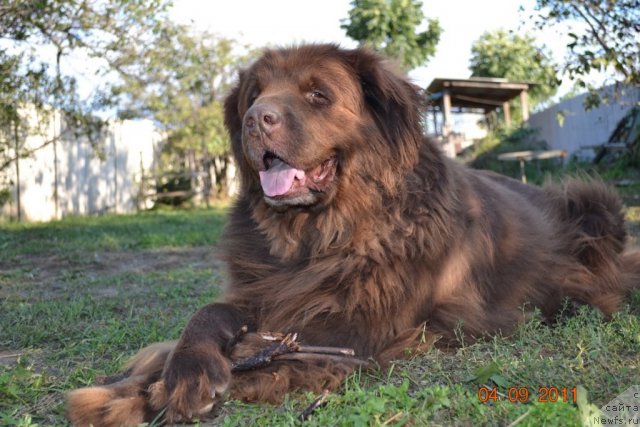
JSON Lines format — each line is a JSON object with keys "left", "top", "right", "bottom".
{"left": 527, "top": 86, "right": 640, "bottom": 160}
{"left": 1, "top": 111, "right": 163, "bottom": 222}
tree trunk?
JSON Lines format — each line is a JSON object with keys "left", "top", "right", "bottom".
{"left": 202, "top": 152, "right": 212, "bottom": 207}
{"left": 12, "top": 120, "right": 21, "bottom": 221}
{"left": 213, "top": 154, "right": 229, "bottom": 198}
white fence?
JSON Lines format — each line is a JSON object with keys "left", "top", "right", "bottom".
{"left": 527, "top": 86, "right": 640, "bottom": 159}
{"left": 1, "top": 112, "right": 163, "bottom": 222}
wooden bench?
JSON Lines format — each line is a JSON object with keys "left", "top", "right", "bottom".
{"left": 497, "top": 150, "right": 567, "bottom": 183}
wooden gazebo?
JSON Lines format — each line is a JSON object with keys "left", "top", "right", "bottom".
{"left": 426, "top": 77, "right": 535, "bottom": 137}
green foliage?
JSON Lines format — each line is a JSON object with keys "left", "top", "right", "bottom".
{"left": 1, "top": 1, "right": 253, "bottom": 203}
{"left": 0, "top": 0, "right": 173, "bottom": 78}
{"left": 469, "top": 30, "right": 560, "bottom": 109}
{"left": 528, "top": 0, "right": 640, "bottom": 109}
{"left": 0, "top": 0, "right": 173, "bottom": 172}
{"left": 112, "top": 22, "right": 256, "bottom": 198}
{"left": 114, "top": 26, "right": 240, "bottom": 154}
{"left": 341, "top": 0, "right": 442, "bottom": 70}
{"left": 0, "top": 186, "right": 11, "bottom": 208}
{"left": 0, "top": 49, "right": 57, "bottom": 172}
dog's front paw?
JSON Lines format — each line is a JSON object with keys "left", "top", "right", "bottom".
{"left": 155, "top": 345, "right": 231, "bottom": 422}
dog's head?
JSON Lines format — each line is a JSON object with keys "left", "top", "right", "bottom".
{"left": 224, "top": 44, "right": 425, "bottom": 210}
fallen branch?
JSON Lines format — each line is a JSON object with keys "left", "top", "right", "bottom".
{"left": 297, "top": 346, "right": 355, "bottom": 356}
{"left": 229, "top": 332, "right": 368, "bottom": 372}
{"left": 274, "top": 353, "right": 370, "bottom": 367}
{"left": 231, "top": 333, "right": 299, "bottom": 372}
{"left": 298, "top": 389, "right": 330, "bottom": 421}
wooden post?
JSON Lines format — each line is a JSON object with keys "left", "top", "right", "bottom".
{"left": 502, "top": 101, "right": 511, "bottom": 127}
{"left": 484, "top": 110, "right": 492, "bottom": 131}
{"left": 520, "top": 90, "right": 529, "bottom": 122}
{"left": 432, "top": 106, "right": 438, "bottom": 135}
{"left": 519, "top": 158, "right": 527, "bottom": 183}
{"left": 442, "top": 88, "right": 452, "bottom": 137}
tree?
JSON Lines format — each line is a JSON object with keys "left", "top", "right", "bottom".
{"left": 112, "top": 22, "right": 256, "bottom": 200}
{"left": 528, "top": 0, "right": 640, "bottom": 107}
{"left": 0, "top": 0, "right": 171, "bottom": 160}
{"left": 341, "top": 0, "right": 442, "bottom": 70}
{"left": 469, "top": 30, "right": 560, "bottom": 109}
{"left": 0, "top": 0, "right": 173, "bottom": 173}
{"left": 0, "top": 0, "right": 176, "bottom": 216}
{"left": 0, "top": 50, "right": 53, "bottom": 215}
{"left": 0, "top": 51, "right": 50, "bottom": 170}
{"left": 0, "top": 0, "right": 172, "bottom": 79}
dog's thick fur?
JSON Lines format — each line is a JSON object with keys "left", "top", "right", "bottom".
{"left": 67, "top": 44, "right": 640, "bottom": 426}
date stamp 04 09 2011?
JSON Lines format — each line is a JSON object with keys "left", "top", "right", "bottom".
{"left": 477, "top": 385, "right": 640, "bottom": 426}
{"left": 477, "top": 386, "right": 578, "bottom": 404}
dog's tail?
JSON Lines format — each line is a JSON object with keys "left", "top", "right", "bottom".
{"left": 561, "top": 178, "right": 640, "bottom": 291}
{"left": 66, "top": 340, "right": 176, "bottom": 427}
{"left": 549, "top": 178, "right": 640, "bottom": 313}
{"left": 557, "top": 178, "right": 627, "bottom": 267}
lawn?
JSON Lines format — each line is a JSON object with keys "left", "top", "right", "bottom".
{"left": 1, "top": 204, "right": 639, "bottom": 426}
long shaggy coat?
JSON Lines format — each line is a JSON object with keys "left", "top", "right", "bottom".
{"left": 67, "top": 44, "right": 640, "bottom": 426}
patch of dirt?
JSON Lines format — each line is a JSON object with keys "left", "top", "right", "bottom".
{"left": 0, "top": 246, "right": 224, "bottom": 299}
{"left": 90, "top": 246, "right": 224, "bottom": 274}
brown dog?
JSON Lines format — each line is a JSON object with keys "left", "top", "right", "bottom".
{"left": 67, "top": 44, "right": 640, "bottom": 426}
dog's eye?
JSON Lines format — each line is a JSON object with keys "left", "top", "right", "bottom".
{"left": 248, "top": 90, "right": 259, "bottom": 106}
{"left": 308, "top": 90, "right": 329, "bottom": 105}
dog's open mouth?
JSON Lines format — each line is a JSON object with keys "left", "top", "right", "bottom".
{"left": 259, "top": 152, "right": 337, "bottom": 201}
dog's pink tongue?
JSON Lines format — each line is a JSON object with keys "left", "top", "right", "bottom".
{"left": 259, "top": 159, "right": 305, "bottom": 197}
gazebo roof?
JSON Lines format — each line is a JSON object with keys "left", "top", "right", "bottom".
{"left": 427, "top": 77, "right": 536, "bottom": 111}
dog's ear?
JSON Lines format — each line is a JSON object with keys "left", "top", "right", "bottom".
{"left": 224, "top": 70, "right": 257, "bottom": 192}
{"left": 345, "top": 48, "right": 425, "bottom": 169}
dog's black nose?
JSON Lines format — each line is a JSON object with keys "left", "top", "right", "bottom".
{"left": 245, "top": 103, "right": 282, "bottom": 136}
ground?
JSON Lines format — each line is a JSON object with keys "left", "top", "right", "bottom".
{"left": 0, "top": 201, "right": 639, "bottom": 426}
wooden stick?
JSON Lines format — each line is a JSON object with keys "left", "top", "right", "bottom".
{"left": 231, "top": 333, "right": 299, "bottom": 372}
{"left": 297, "top": 346, "right": 355, "bottom": 356}
{"left": 273, "top": 352, "right": 370, "bottom": 367}
{"left": 382, "top": 411, "right": 404, "bottom": 426}
{"left": 229, "top": 332, "right": 366, "bottom": 371}
{"left": 298, "top": 389, "right": 330, "bottom": 421}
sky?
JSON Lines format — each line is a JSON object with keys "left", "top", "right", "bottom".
{"left": 48, "top": 0, "right": 578, "bottom": 124}
{"left": 168, "top": 0, "right": 572, "bottom": 135}
{"left": 169, "top": 0, "right": 564, "bottom": 89}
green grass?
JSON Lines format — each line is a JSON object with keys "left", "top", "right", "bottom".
{"left": 0, "top": 208, "right": 226, "bottom": 426}
{"left": 0, "top": 206, "right": 227, "bottom": 261}
{"left": 217, "top": 304, "right": 639, "bottom": 427}
{"left": 1, "top": 204, "right": 639, "bottom": 426}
